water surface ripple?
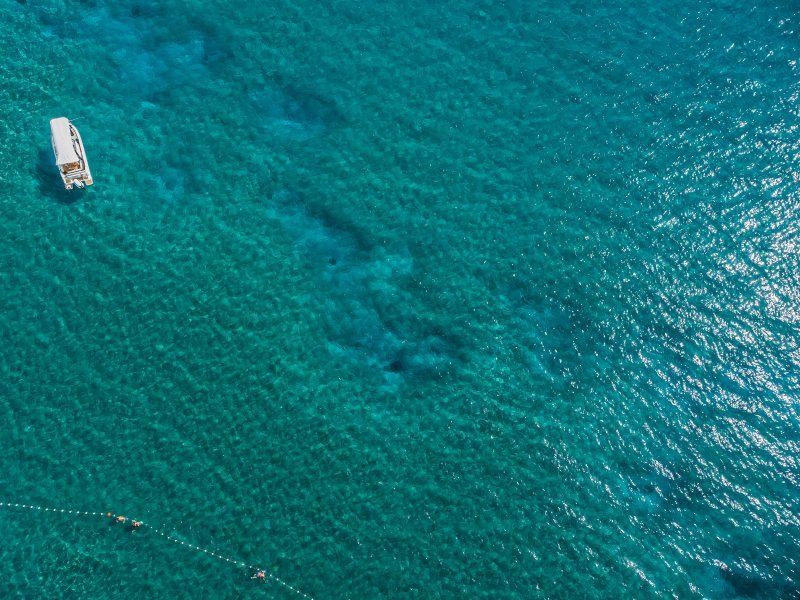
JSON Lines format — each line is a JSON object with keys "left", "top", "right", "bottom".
{"left": 0, "top": 0, "right": 798, "bottom": 597}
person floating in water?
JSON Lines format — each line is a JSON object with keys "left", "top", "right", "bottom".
{"left": 115, "top": 515, "right": 127, "bottom": 524}
{"left": 251, "top": 571, "right": 266, "bottom": 581}
{"left": 131, "top": 520, "right": 142, "bottom": 530}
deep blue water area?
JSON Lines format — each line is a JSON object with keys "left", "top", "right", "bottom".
{"left": 1, "top": 0, "right": 799, "bottom": 597}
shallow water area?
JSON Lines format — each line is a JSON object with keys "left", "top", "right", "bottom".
{"left": 1, "top": 0, "right": 799, "bottom": 597}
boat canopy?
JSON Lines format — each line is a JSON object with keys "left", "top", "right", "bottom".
{"left": 50, "top": 117, "right": 80, "bottom": 165}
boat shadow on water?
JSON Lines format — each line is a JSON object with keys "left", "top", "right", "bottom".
{"left": 36, "top": 149, "right": 87, "bottom": 205}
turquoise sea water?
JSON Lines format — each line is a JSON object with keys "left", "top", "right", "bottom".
{"left": 1, "top": 0, "right": 799, "bottom": 597}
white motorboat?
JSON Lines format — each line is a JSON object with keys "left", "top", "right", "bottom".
{"left": 50, "top": 117, "right": 93, "bottom": 190}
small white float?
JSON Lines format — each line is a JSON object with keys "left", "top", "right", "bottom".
{"left": 50, "top": 117, "right": 93, "bottom": 190}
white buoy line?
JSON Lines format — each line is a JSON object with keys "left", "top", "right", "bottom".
{"left": 0, "top": 500, "right": 314, "bottom": 599}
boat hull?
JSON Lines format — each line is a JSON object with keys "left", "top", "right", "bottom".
{"left": 50, "top": 117, "right": 93, "bottom": 190}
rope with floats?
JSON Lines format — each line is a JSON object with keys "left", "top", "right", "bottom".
{"left": 0, "top": 500, "right": 314, "bottom": 599}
